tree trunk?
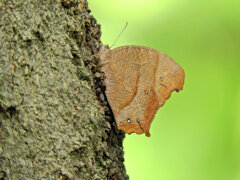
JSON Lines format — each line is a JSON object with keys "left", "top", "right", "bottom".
{"left": 0, "top": 0, "right": 128, "bottom": 179}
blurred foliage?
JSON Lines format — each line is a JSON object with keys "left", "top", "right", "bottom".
{"left": 89, "top": 0, "right": 240, "bottom": 179}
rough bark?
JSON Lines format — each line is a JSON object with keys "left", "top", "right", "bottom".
{"left": 0, "top": 0, "right": 128, "bottom": 179}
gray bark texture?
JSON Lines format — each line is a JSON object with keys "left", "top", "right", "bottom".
{"left": 0, "top": 0, "right": 128, "bottom": 179}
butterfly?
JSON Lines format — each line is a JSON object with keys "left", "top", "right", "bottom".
{"left": 99, "top": 45, "right": 185, "bottom": 137}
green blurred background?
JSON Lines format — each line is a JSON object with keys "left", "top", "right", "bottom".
{"left": 89, "top": 0, "right": 240, "bottom": 179}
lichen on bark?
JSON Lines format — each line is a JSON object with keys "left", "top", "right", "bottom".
{"left": 0, "top": 0, "right": 128, "bottom": 179}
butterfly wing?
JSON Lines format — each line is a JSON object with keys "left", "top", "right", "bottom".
{"left": 100, "top": 45, "right": 185, "bottom": 136}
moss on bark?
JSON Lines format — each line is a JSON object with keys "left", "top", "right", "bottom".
{"left": 0, "top": 0, "right": 128, "bottom": 179}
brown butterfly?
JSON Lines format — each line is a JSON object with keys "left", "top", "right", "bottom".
{"left": 99, "top": 45, "right": 185, "bottom": 137}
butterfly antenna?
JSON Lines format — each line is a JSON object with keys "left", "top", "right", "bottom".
{"left": 110, "top": 22, "right": 128, "bottom": 48}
